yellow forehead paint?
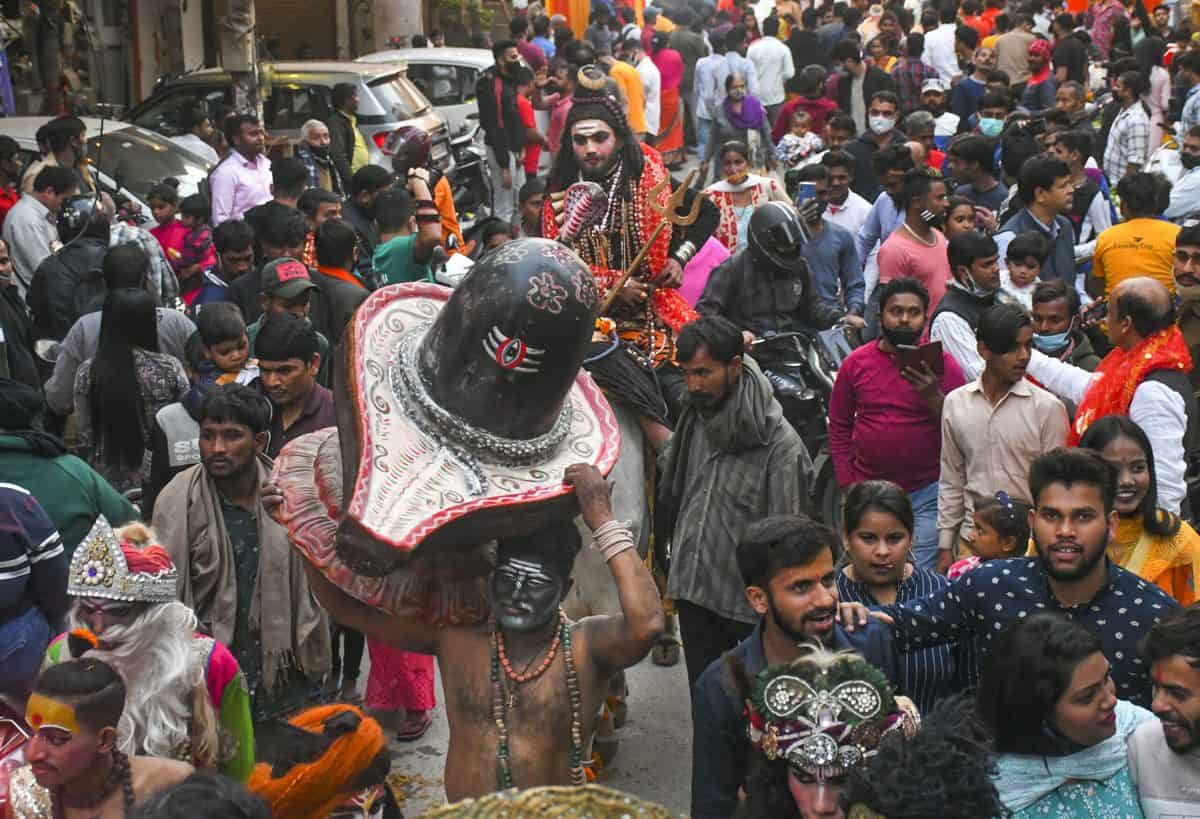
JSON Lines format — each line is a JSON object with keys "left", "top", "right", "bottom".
{"left": 25, "top": 693, "right": 80, "bottom": 736}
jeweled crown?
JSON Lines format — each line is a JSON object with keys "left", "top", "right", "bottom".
{"left": 67, "top": 517, "right": 178, "bottom": 604}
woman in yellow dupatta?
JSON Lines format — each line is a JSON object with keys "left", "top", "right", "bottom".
{"left": 1079, "top": 415, "right": 1200, "bottom": 604}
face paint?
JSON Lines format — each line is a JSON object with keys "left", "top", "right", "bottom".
{"left": 25, "top": 694, "right": 80, "bottom": 736}
{"left": 571, "top": 119, "right": 620, "bottom": 182}
{"left": 490, "top": 555, "right": 565, "bottom": 633}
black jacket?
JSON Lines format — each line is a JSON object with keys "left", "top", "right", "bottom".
{"left": 27, "top": 238, "right": 109, "bottom": 343}
{"left": 845, "top": 129, "right": 906, "bottom": 202}
{"left": 476, "top": 66, "right": 525, "bottom": 162}
{"left": 0, "top": 284, "right": 40, "bottom": 389}
{"left": 327, "top": 109, "right": 358, "bottom": 191}
{"left": 696, "top": 247, "right": 845, "bottom": 338}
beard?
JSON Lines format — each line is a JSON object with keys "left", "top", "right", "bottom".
{"left": 880, "top": 322, "right": 923, "bottom": 348}
{"left": 578, "top": 149, "right": 621, "bottom": 182}
{"left": 68, "top": 601, "right": 212, "bottom": 761}
{"left": 1035, "top": 530, "right": 1109, "bottom": 582}
{"left": 1160, "top": 714, "right": 1200, "bottom": 753}
{"left": 766, "top": 589, "right": 837, "bottom": 646}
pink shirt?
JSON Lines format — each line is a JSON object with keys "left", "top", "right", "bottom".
{"left": 546, "top": 93, "right": 573, "bottom": 156}
{"left": 876, "top": 226, "right": 952, "bottom": 313}
{"left": 828, "top": 338, "right": 966, "bottom": 491}
{"left": 209, "top": 151, "right": 272, "bottom": 225}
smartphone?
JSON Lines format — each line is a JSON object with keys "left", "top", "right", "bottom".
{"left": 795, "top": 182, "right": 816, "bottom": 206}
{"left": 895, "top": 341, "right": 945, "bottom": 376}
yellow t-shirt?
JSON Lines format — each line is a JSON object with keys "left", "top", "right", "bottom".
{"left": 1093, "top": 217, "right": 1180, "bottom": 299}
{"left": 348, "top": 112, "right": 370, "bottom": 174}
{"left": 982, "top": 33, "right": 1001, "bottom": 49}
{"left": 608, "top": 59, "right": 648, "bottom": 136}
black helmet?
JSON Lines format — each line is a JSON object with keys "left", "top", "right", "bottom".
{"left": 56, "top": 194, "right": 108, "bottom": 243}
{"left": 386, "top": 125, "right": 432, "bottom": 175}
{"left": 747, "top": 201, "right": 810, "bottom": 272}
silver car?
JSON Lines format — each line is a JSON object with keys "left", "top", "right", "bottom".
{"left": 0, "top": 116, "right": 212, "bottom": 214}
{"left": 125, "top": 61, "right": 454, "bottom": 173}
{"left": 357, "top": 47, "right": 495, "bottom": 137}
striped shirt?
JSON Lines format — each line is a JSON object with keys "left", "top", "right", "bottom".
{"left": 836, "top": 566, "right": 959, "bottom": 713}
{"left": 0, "top": 483, "right": 69, "bottom": 617}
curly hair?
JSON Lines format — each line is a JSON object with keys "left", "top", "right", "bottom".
{"left": 839, "top": 695, "right": 1007, "bottom": 818}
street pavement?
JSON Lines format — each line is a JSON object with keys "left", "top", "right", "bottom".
{"left": 385, "top": 650, "right": 694, "bottom": 815}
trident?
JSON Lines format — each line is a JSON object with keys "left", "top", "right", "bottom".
{"left": 596, "top": 169, "right": 702, "bottom": 315}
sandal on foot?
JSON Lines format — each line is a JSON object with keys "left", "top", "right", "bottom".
{"left": 394, "top": 713, "right": 433, "bottom": 742}
{"left": 652, "top": 637, "right": 681, "bottom": 667}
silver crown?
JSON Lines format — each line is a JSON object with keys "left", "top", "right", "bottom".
{"left": 67, "top": 517, "right": 178, "bottom": 604}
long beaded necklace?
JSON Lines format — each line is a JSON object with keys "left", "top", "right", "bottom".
{"left": 52, "top": 749, "right": 136, "bottom": 819}
{"left": 490, "top": 610, "right": 586, "bottom": 789}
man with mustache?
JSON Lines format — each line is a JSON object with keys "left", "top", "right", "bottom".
{"left": 843, "top": 447, "right": 1179, "bottom": 706}
{"left": 690, "top": 513, "right": 898, "bottom": 819}
{"left": 153, "top": 383, "right": 331, "bottom": 725}
{"left": 658, "top": 316, "right": 812, "bottom": 691}
{"left": 1128, "top": 604, "right": 1200, "bottom": 817}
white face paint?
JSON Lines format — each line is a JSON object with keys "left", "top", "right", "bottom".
{"left": 571, "top": 119, "right": 621, "bottom": 181}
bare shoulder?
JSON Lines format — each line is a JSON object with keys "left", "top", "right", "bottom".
{"left": 131, "top": 756, "right": 194, "bottom": 795}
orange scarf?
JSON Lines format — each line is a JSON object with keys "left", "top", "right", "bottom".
{"left": 1070, "top": 326, "right": 1194, "bottom": 445}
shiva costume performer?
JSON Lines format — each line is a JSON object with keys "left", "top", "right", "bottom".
{"left": 42, "top": 518, "right": 254, "bottom": 781}
{"left": 737, "top": 648, "right": 921, "bottom": 819}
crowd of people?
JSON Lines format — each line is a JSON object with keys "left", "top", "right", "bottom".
{"left": 3, "top": 0, "right": 1200, "bottom": 815}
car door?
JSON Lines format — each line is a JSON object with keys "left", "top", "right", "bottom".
{"left": 129, "top": 87, "right": 233, "bottom": 137}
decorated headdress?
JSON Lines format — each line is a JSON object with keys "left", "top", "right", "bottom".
{"left": 564, "top": 65, "right": 632, "bottom": 137}
{"left": 424, "top": 785, "right": 679, "bottom": 818}
{"left": 68, "top": 517, "right": 178, "bottom": 604}
{"left": 248, "top": 704, "right": 388, "bottom": 819}
{"left": 746, "top": 649, "right": 920, "bottom": 781}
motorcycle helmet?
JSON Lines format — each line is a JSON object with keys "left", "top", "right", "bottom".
{"left": 747, "top": 201, "right": 810, "bottom": 273}
{"left": 387, "top": 126, "right": 433, "bottom": 176}
{"left": 56, "top": 194, "right": 109, "bottom": 244}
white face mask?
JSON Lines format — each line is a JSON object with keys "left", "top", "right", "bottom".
{"left": 868, "top": 115, "right": 895, "bottom": 135}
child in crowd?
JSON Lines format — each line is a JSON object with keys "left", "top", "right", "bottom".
{"left": 948, "top": 491, "right": 1032, "bottom": 579}
{"left": 775, "top": 109, "right": 824, "bottom": 170}
{"left": 192, "top": 301, "right": 258, "bottom": 388}
{"left": 516, "top": 67, "right": 549, "bottom": 178}
{"left": 1000, "top": 231, "right": 1046, "bottom": 310}
{"left": 178, "top": 193, "right": 218, "bottom": 272}
{"left": 148, "top": 182, "right": 188, "bottom": 263}
{"left": 247, "top": 257, "right": 332, "bottom": 385}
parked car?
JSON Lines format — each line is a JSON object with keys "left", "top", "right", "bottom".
{"left": 356, "top": 47, "right": 494, "bottom": 137}
{"left": 1, "top": 116, "right": 211, "bottom": 215}
{"left": 124, "top": 61, "right": 454, "bottom": 174}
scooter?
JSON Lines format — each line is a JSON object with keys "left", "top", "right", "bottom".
{"left": 750, "top": 325, "right": 857, "bottom": 529}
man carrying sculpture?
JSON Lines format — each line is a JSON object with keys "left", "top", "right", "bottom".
{"left": 268, "top": 238, "right": 664, "bottom": 800}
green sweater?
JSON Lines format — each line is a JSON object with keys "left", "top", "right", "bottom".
{"left": 0, "top": 435, "right": 136, "bottom": 556}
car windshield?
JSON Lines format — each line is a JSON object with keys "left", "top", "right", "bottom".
{"left": 88, "top": 127, "right": 211, "bottom": 200}
{"left": 367, "top": 72, "right": 430, "bottom": 122}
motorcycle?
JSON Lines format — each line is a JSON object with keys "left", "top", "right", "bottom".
{"left": 750, "top": 326, "right": 857, "bottom": 529}
{"left": 448, "top": 118, "right": 492, "bottom": 235}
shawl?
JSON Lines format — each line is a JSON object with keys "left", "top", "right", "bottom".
{"left": 723, "top": 94, "right": 767, "bottom": 131}
{"left": 1070, "top": 326, "right": 1193, "bottom": 445}
{"left": 660, "top": 357, "right": 780, "bottom": 506}
{"left": 993, "top": 701, "right": 1154, "bottom": 812}
{"left": 153, "top": 456, "right": 331, "bottom": 691}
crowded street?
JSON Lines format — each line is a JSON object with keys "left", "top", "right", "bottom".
{"left": 4, "top": 0, "right": 1200, "bottom": 816}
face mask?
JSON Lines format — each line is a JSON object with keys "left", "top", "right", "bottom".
{"left": 881, "top": 324, "right": 922, "bottom": 347}
{"left": 868, "top": 115, "right": 895, "bottom": 135}
{"left": 1183, "top": 153, "right": 1200, "bottom": 170}
{"left": 310, "top": 144, "right": 329, "bottom": 157}
{"left": 1033, "top": 329, "right": 1072, "bottom": 353}
{"left": 729, "top": 88, "right": 746, "bottom": 100}
{"left": 962, "top": 270, "right": 996, "bottom": 298}
{"left": 979, "top": 117, "right": 1004, "bottom": 137}
{"left": 1176, "top": 282, "right": 1200, "bottom": 302}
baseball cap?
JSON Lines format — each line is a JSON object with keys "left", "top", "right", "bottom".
{"left": 261, "top": 257, "right": 319, "bottom": 300}
{"left": 921, "top": 78, "right": 949, "bottom": 94}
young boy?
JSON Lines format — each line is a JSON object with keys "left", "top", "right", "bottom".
{"left": 178, "top": 193, "right": 217, "bottom": 271}
{"left": 516, "top": 67, "right": 549, "bottom": 177}
{"left": 148, "top": 182, "right": 187, "bottom": 262}
{"left": 372, "top": 188, "right": 440, "bottom": 285}
{"left": 1000, "top": 231, "right": 1047, "bottom": 309}
{"left": 246, "top": 257, "right": 333, "bottom": 385}
{"left": 193, "top": 301, "right": 258, "bottom": 387}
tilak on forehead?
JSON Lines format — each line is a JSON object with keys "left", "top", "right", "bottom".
{"left": 572, "top": 119, "right": 614, "bottom": 137}
{"left": 499, "top": 557, "right": 555, "bottom": 580}
{"left": 25, "top": 693, "right": 81, "bottom": 736}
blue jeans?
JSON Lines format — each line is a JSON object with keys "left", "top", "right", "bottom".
{"left": 0, "top": 607, "right": 51, "bottom": 698}
{"left": 908, "top": 481, "right": 940, "bottom": 571}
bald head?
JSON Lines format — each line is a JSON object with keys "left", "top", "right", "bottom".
{"left": 1111, "top": 276, "right": 1176, "bottom": 348}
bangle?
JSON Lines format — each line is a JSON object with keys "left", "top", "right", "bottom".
{"left": 414, "top": 212, "right": 441, "bottom": 223}
{"left": 592, "top": 519, "right": 635, "bottom": 562}
{"left": 672, "top": 240, "right": 697, "bottom": 266}
{"left": 414, "top": 198, "right": 436, "bottom": 208}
